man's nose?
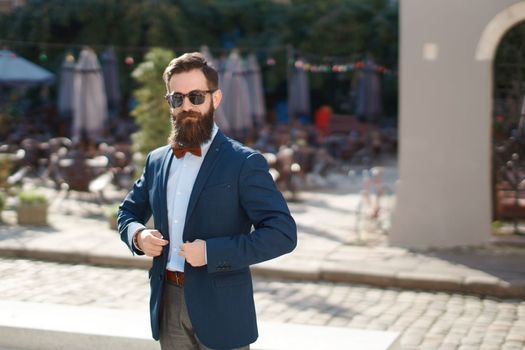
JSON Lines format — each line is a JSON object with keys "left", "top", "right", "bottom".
{"left": 181, "top": 96, "right": 193, "bottom": 111}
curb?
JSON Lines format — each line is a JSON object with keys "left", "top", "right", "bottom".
{"left": 0, "top": 248, "right": 151, "bottom": 269}
{"left": 320, "top": 268, "right": 525, "bottom": 299}
{"left": 2, "top": 247, "right": 525, "bottom": 299}
{"left": 0, "top": 301, "right": 401, "bottom": 350}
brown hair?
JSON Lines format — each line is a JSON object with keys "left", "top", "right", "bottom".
{"left": 163, "top": 52, "right": 219, "bottom": 92}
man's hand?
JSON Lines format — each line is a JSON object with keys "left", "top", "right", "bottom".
{"left": 136, "top": 229, "right": 168, "bottom": 257}
{"left": 178, "top": 239, "right": 206, "bottom": 267}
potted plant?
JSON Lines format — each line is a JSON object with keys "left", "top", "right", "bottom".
{"left": 105, "top": 203, "right": 120, "bottom": 230}
{"left": 17, "top": 191, "right": 48, "bottom": 226}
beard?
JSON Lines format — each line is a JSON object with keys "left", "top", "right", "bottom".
{"left": 168, "top": 104, "right": 215, "bottom": 148}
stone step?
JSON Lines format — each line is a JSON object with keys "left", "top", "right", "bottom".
{"left": 0, "top": 301, "right": 401, "bottom": 350}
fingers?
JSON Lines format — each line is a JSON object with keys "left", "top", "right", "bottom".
{"left": 151, "top": 230, "right": 163, "bottom": 239}
{"left": 178, "top": 243, "right": 187, "bottom": 257}
{"left": 177, "top": 240, "right": 206, "bottom": 267}
{"left": 178, "top": 247, "right": 190, "bottom": 265}
{"left": 141, "top": 230, "right": 168, "bottom": 257}
{"left": 178, "top": 242, "right": 192, "bottom": 261}
{"left": 146, "top": 247, "right": 163, "bottom": 257}
{"left": 143, "top": 230, "right": 168, "bottom": 246}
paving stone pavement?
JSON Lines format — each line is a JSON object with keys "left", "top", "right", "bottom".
{"left": 1, "top": 257, "right": 525, "bottom": 350}
{"left": 1, "top": 160, "right": 525, "bottom": 349}
{"left": 1, "top": 164, "right": 525, "bottom": 298}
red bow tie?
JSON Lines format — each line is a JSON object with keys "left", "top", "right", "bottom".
{"left": 172, "top": 146, "right": 202, "bottom": 159}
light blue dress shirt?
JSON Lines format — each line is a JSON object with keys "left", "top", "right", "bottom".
{"left": 127, "top": 124, "right": 218, "bottom": 272}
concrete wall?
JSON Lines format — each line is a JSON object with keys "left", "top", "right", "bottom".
{"left": 390, "top": 0, "right": 525, "bottom": 248}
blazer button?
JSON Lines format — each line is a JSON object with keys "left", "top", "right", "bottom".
{"left": 159, "top": 274, "right": 164, "bottom": 281}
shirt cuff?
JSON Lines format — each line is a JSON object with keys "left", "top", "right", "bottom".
{"left": 204, "top": 241, "right": 207, "bottom": 264}
{"left": 127, "top": 222, "right": 146, "bottom": 248}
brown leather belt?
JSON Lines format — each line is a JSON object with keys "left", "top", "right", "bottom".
{"left": 166, "top": 270, "right": 185, "bottom": 286}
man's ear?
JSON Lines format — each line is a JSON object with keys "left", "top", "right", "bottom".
{"left": 212, "top": 89, "right": 222, "bottom": 109}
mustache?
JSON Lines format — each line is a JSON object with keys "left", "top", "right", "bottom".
{"left": 173, "top": 110, "right": 202, "bottom": 121}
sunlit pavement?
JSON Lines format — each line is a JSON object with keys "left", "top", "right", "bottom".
{"left": 0, "top": 258, "right": 524, "bottom": 349}
{"left": 1, "top": 160, "right": 525, "bottom": 348}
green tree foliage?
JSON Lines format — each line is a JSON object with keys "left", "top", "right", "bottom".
{"left": 0, "top": 0, "right": 397, "bottom": 71}
{"left": 0, "top": 0, "right": 189, "bottom": 111}
{"left": 296, "top": 0, "right": 397, "bottom": 60}
{"left": 130, "top": 47, "right": 174, "bottom": 155}
{"left": 0, "top": 0, "right": 399, "bottom": 121}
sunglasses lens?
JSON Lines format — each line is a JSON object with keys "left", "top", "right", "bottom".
{"left": 189, "top": 92, "right": 206, "bottom": 105}
{"left": 167, "top": 90, "right": 210, "bottom": 108}
{"left": 171, "top": 94, "right": 184, "bottom": 108}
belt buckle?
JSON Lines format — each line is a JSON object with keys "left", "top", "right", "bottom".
{"left": 175, "top": 273, "right": 181, "bottom": 286}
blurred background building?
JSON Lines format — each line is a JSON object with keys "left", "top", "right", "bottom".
{"left": 392, "top": 0, "right": 525, "bottom": 247}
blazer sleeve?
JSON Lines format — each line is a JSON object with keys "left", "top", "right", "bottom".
{"left": 205, "top": 152, "right": 297, "bottom": 273}
{"left": 117, "top": 153, "right": 153, "bottom": 256}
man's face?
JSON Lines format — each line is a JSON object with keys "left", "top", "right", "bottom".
{"left": 167, "top": 69, "right": 222, "bottom": 147}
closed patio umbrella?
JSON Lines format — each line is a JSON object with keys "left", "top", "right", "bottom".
{"left": 355, "top": 57, "right": 383, "bottom": 124}
{"left": 219, "top": 50, "right": 252, "bottom": 139}
{"left": 101, "top": 46, "right": 121, "bottom": 117}
{"left": 200, "top": 46, "right": 230, "bottom": 133}
{"left": 246, "top": 54, "right": 266, "bottom": 127}
{"left": 57, "top": 53, "right": 76, "bottom": 120}
{"left": 200, "top": 45, "right": 218, "bottom": 70}
{"left": 72, "top": 48, "right": 108, "bottom": 142}
{"left": 288, "top": 59, "right": 310, "bottom": 121}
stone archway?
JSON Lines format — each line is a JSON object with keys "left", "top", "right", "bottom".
{"left": 478, "top": 4, "right": 525, "bottom": 235}
{"left": 475, "top": 2, "right": 525, "bottom": 62}
{"left": 473, "top": 1, "right": 525, "bottom": 240}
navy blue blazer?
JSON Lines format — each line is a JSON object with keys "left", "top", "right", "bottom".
{"left": 118, "top": 131, "right": 297, "bottom": 349}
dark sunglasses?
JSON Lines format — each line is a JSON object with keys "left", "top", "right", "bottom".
{"left": 164, "top": 90, "right": 216, "bottom": 108}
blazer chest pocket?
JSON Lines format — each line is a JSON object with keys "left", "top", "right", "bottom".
{"left": 200, "top": 183, "right": 233, "bottom": 199}
{"left": 214, "top": 271, "right": 249, "bottom": 288}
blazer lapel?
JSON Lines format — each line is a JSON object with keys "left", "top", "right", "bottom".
{"left": 158, "top": 146, "right": 174, "bottom": 242}
{"left": 184, "top": 131, "right": 227, "bottom": 233}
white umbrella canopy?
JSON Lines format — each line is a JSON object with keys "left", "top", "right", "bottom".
{"left": 200, "top": 46, "right": 230, "bottom": 133}
{"left": 219, "top": 50, "right": 252, "bottom": 139}
{"left": 246, "top": 54, "right": 266, "bottom": 127}
{"left": 0, "top": 50, "right": 55, "bottom": 86}
{"left": 288, "top": 60, "right": 311, "bottom": 120}
{"left": 101, "top": 46, "right": 121, "bottom": 117}
{"left": 57, "top": 53, "right": 76, "bottom": 120}
{"left": 72, "top": 48, "right": 108, "bottom": 142}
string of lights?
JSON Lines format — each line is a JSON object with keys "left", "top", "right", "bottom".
{"left": 0, "top": 38, "right": 397, "bottom": 75}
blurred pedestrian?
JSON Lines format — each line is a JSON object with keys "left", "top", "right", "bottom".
{"left": 118, "top": 52, "right": 297, "bottom": 350}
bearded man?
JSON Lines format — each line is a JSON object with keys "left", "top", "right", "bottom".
{"left": 118, "top": 52, "right": 297, "bottom": 350}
